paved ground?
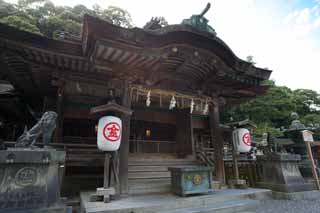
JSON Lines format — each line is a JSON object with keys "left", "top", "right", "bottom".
{"left": 255, "top": 199, "right": 320, "bottom": 213}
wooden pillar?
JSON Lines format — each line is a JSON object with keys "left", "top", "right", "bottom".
{"left": 176, "top": 109, "right": 194, "bottom": 158}
{"left": 209, "top": 103, "right": 225, "bottom": 184}
{"left": 54, "top": 80, "right": 64, "bottom": 143}
{"left": 119, "top": 82, "right": 131, "bottom": 196}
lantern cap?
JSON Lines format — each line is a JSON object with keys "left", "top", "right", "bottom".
{"left": 225, "top": 119, "right": 257, "bottom": 129}
{"left": 90, "top": 101, "right": 133, "bottom": 117}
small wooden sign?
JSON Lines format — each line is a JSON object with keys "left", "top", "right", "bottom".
{"left": 301, "top": 130, "right": 320, "bottom": 190}
{"left": 302, "top": 130, "right": 314, "bottom": 142}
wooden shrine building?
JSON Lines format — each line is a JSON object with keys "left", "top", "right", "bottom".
{"left": 0, "top": 11, "right": 271, "bottom": 195}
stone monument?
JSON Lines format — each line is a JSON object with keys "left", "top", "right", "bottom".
{"left": 0, "top": 111, "right": 70, "bottom": 213}
{"left": 257, "top": 152, "right": 314, "bottom": 193}
{"left": 283, "top": 112, "right": 316, "bottom": 178}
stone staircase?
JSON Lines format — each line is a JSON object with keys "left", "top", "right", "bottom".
{"left": 157, "top": 199, "right": 259, "bottom": 213}
{"left": 80, "top": 188, "right": 272, "bottom": 213}
{"left": 128, "top": 154, "right": 202, "bottom": 194}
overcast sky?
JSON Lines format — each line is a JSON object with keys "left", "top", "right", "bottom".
{"left": 5, "top": 0, "right": 320, "bottom": 92}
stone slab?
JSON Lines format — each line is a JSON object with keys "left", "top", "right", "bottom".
{"left": 80, "top": 188, "right": 271, "bottom": 213}
{"left": 0, "top": 149, "right": 65, "bottom": 163}
{"left": 257, "top": 153, "right": 301, "bottom": 162}
{"left": 157, "top": 199, "right": 259, "bottom": 213}
{"left": 96, "top": 187, "right": 116, "bottom": 196}
{"left": 0, "top": 149, "right": 66, "bottom": 211}
{"left": 256, "top": 181, "right": 315, "bottom": 193}
{"left": 272, "top": 190, "right": 320, "bottom": 200}
{"left": 0, "top": 206, "right": 72, "bottom": 213}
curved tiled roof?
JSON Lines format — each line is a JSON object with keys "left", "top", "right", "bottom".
{"left": 82, "top": 15, "right": 271, "bottom": 81}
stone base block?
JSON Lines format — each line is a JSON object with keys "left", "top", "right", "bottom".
{"left": 0, "top": 206, "right": 72, "bottom": 213}
{"left": 257, "top": 181, "right": 315, "bottom": 193}
{"left": 228, "top": 179, "right": 248, "bottom": 189}
{"left": 212, "top": 181, "right": 222, "bottom": 190}
{"left": 272, "top": 190, "right": 320, "bottom": 200}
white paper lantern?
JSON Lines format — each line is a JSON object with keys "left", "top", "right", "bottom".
{"left": 232, "top": 128, "right": 252, "bottom": 153}
{"left": 97, "top": 116, "right": 122, "bottom": 151}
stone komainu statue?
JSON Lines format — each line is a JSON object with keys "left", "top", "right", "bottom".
{"left": 16, "top": 111, "right": 58, "bottom": 148}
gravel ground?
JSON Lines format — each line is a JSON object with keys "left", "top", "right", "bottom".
{"left": 255, "top": 199, "right": 320, "bottom": 213}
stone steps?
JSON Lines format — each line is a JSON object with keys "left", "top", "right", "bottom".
{"left": 129, "top": 164, "right": 200, "bottom": 172}
{"left": 128, "top": 156, "right": 201, "bottom": 194}
{"left": 128, "top": 160, "right": 200, "bottom": 166}
{"left": 129, "top": 171, "right": 172, "bottom": 179}
{"left": 129, "top": 178, "right": 172, "bottom": 194}
{"left": 80, "top": 188, "right": 272, "bottom": 213}
{"left": 157, "top": 199, "right": 259, "bottom": 213}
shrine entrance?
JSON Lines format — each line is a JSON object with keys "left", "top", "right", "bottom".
{"left": 128, "top": 106, "right": 178, "bottom": 154}
{"left": 129, "top": 120, "right": 176, "bottom": 153}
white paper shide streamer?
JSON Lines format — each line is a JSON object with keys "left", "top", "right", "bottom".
{"left": 169, "top": 95, "right": 176, "bottom": 110}
{"left": 203, "top": 100, "right": 209, "bottom": 115}
{"left": 146, "top": 90, "right": 151, "bottom": 107}
{"left": 190, "top": 99, "right": 195, "bottom": 114}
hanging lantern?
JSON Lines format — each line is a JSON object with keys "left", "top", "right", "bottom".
{"left": 169, "top": 95, "right": 176, "bottom": 110}
{"left": 232, "top": 128, "right": 251, "bottom": 153}
{"left": 190, "top": 99, "right": 195, "bottom": 114}
{"left": 146, "top": 90, "right": 151, "bottom": 107}
{"left": 97, "top": 116, "right": 122, "bottom": 151}
{"left": 203, "top": 100, "right": 209, "bottom": 115}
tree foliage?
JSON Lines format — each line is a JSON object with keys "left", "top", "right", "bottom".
{"left": 0, "top": 0, "right": 133, "bottom": 38}
{"left": 0, "top": 15, "right": 41, "bottom": 34}
{"left": 222, "top": 80, "right": 320, "bottom": 137}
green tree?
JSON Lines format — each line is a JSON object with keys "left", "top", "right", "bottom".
{"left": 0, "top": 0, "right": 17, "bottom": 18}
{"left": 253, "top": 123, "right": 283, "bottom": 137}
{"left": 93, "top": 5, "right": 132, "bottom": 28}
{"left": 293, "top": 89, "right": 320, "bottom": 116}
{"left": 236, "top": 83, "right": 296, "bottom": 128}
{"left": 0, "top": 15, "right": 41, "bottom": 34}
{"left": 221, "top": 80, "right": 320, "bottom": 137}
{"left": 0, "top": 0, "right": 134, "bottom": 38}
{"left": 301, "top": 114, "right": 320, "bottom": 127}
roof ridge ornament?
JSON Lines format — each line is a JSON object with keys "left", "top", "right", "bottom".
{"left": 143, "top": 17, "right": 162, "bottom": 30}
{"left": 182, "top": 2, "right": 217, "bottom": 36}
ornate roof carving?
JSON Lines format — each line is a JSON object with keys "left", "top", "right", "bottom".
{"left": 181, "top": 3, "right": 216, "bottom": 35}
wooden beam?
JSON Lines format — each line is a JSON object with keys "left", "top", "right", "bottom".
{"left": 209, "top": 103, "right": 225, "bottom": 184}
{"left": 119, "top": 81, "right": 131, "bottom": 196}
{"left": 55, "top": 79, "right": 65, "bottom": 143}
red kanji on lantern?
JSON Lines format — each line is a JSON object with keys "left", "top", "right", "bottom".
{"left": 242, "top": 133, "right": 251, "bottom": 146}
{"left": 103, "top": 122, "right": 121, "bottom": 142}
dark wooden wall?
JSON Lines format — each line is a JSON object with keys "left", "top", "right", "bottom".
{"left": 176, "top": 109, "right": 194, "bottom": 157}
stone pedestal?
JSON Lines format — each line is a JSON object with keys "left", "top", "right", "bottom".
{"left": 0, "top": 148, "right": 71, "bottom": 213}
{"left": 257, "top": 153, "right": 314, "bottom": 192}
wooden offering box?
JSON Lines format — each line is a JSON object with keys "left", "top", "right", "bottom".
{"left": 168, "top": 166, "right": 213, "bottom": 197}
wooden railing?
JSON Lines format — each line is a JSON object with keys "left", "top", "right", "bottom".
{"left": 63, "top": 136, "right": 96, "bottom": 144}
{"left": 195, "top": 146, "right": 215, "bottom": 167}
{"left": 129, "top": 139, "right": 176, "bottom": 153}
